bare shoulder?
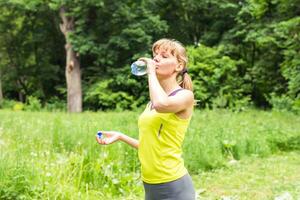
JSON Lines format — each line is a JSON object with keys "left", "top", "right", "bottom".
{"left": 175, "top": 89, "right": 194, "bottom": 118}
{"left": 181, "top": 89, "right": 194, "bottom": 96}
{"left": 178, "top": 89, "right": 194, "bottom": 102}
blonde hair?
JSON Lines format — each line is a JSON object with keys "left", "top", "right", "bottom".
{"left": 152, "top": 38, "right": 193, "bottom": 91}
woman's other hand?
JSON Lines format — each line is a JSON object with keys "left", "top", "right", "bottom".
{"left": 95, "top": 131, "right": 122, "bottom": 145}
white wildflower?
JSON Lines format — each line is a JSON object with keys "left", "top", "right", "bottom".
{"left": 30, "top": 152, "right": 38, "bottom": 157}
{"left": 45, "top": 172, "right": 52, "bottom": 177}
{"left": 275, "top": 192, "right": 293, "bottom": 200}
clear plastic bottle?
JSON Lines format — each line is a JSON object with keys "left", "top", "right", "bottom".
{"left": 131, "top": 60, "right": 147, "bottom": 76}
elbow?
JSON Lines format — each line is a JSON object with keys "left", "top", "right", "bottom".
{"left": 152, "top": 101, "right": 169, "bottom": 112}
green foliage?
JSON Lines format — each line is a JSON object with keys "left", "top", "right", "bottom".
{"left": 25, "top": 96, "right": 42, "bottom": 111}
{"left": 0, "top": 97, "right": 67, "bottom": 112}
{"left": 44, "top": 97, "right": 66, "bottom": 112}
{"left": 184, "top": 109, "right": 300, "bottom": 171}
{"left": 222, "top": 0, "right": 299, "bottom": 107}
{"left": 267, "top": 93, "right": 300, "bottom": 114}
{"left": 13, "top": 102, "right": 25, "bottom": 111}
{"left": 85, "top": 82, "right": 135, "bottom": 111}
{"left": 150, "top": 0, "right": 239, "bottom": 46}
{"left": 293, "top": 99, "right": 300, "bottom": 113}
{"left": 267, "top": 93, "right": 294, "bottom": 111}
{"left": 66, "top": 0, "right": 168, "bottom": 71}
{"left": 0, "top": 1, "right": 65, "bottom": 102}
{"left": 274, "top": 17, "right": 300, "bottom": 99}
{"left": 194, "top": 152, "right": 300, "bottom": 199}
{"left": 0, "top": 99, "right": 20, "bottom": 110}
{"left": 187, "top": 44, "right": 251, "bottom": 109}
{"left": 0, "top": 110, "right": 144, "bottom": 199}
{"left": 84, "top": 70, "right": 148, "bottom": 111}
{"left": 0, "top": 166, "right": 38, "bottom": 200}
{"left": 0, "top": 0, "right": 299, "bottom": 112}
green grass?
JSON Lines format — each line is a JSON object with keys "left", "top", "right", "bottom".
{"left": 0, "top": 109, "right": 299, "bottom": 199}
{"left": 193, "top": 151, "right": 300, "bottom": 200}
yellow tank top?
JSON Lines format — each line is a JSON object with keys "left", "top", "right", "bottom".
{"left": 138, "top": 102, "right": 191, "bottom": 184}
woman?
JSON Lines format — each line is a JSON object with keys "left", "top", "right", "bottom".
{"left": 96, "top": 38, "right": 195, "bottom": 200}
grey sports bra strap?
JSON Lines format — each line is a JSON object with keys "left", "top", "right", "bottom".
{"left": 168, "top": 88, "right": 184, "bottom": 96}
{"left": 150, "top": 88, "right": 184, "bottom": 110}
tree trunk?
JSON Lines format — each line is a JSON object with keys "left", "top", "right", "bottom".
{"left": 59, "top": 6, "right": 82, "bottom": 113}
{"left": 0, "top": 70, "right": 3, "bottom": 102}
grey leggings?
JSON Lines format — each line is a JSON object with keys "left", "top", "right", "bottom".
{"left": 143, "top": 174, "right": 195, "bottom": 200}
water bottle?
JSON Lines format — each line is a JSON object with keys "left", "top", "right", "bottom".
{"left": 131, "top": 60, "right": 147, "bottom": 76}
{"left": 97, "top": 131, "right": 103, "bottom": 139}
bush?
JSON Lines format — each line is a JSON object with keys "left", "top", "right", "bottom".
{"left": 187, "top": 44, "right": 251, "bottom": 109}
{"left": 25, "top": 96, "right": 42, "bottom": 111}
{"left": 44, "top": 97, "right": 66, "bottom": 112}
{"left": 267, "top": 93, "right": 300, "bottom": 114}
{"left": 85, "top": 80, "right": 137, "bottom": 111}
{"left": 292, "top": 98, "right": 300, "bottom": 114}
{"left": 0, "top": 99, "right": 20, "bottom": 110}
{"left": 13, "top": 102, "right": 25, "bottom": 111}
{"left": 268, "top": 93, "right": 293, "bottom": 111}
{"left": 0, "top": 99, "right": 25, "bottom": 111}
{"left": 84, "top": 69, "right": 148, "bottom": 111}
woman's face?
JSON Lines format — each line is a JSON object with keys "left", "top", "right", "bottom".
{"left": 153, "top": 48, "right": 181, "bottom": 78}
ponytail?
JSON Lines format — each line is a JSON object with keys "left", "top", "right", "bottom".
{"left": 179, "top": 72, "right": 193, "bottom": 91}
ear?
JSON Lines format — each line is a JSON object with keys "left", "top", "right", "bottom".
{"left": 175, "top": 63, "right": 184, "bottom": 72}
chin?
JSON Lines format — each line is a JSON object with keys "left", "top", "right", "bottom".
{"left": 156, "top": 73, "right": 171, "bottom": 80}
{"left": 155, "top": 72, "right": 164, "bottom": 80}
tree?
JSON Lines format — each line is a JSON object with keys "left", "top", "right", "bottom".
{"left": 221, "top": 0, "right": 299, "bottom": 107}
{"left": 1, "top": 0, "right": 299, "bottom": 111}
{"left": 0, "top": 0, "right": 85, "bottom": 112}
{"left": 78, "top": 0, "right": 168, "bottom": 110}
{"left": 0, "top": 68, "right": 2, "bottom": 102}
{"left": 150, "top": 0, "right": 239, "bottom": 46}
{"left": 0, "top": 1, "right": 65, "bottom": 104}
{"left": 0, "top": 0, "right": 168, "bottom": 111}
{"left": 187, "top": 44, "right": 249, "bottom": 108}
{"left": 59, "top": 6, "right": 82, "bottom": 112}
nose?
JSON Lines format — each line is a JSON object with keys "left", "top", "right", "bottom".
{"left": 153, "top": 55, "right": 160, "bottom": 62}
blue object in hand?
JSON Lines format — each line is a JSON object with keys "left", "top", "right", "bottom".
{"left": 97, "top": 131, "right": 102, "bottom": 139}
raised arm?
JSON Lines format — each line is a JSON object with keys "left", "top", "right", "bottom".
{"left": 148, "top": 72, "right": 194, "bottom": 113}
{"left": 139, "top": 58, "right": 194, "bottom": 113}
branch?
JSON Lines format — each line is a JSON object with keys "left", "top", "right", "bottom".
{"left": 59, "top": 6, "right": 74, "bottom": 35}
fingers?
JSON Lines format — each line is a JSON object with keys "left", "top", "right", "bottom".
{"left": 95, "top": 130, "right": 121, "bottom": 145}
{"left": 98, "top": 130, "right": 121, "bottom": 136}
{"left": 138, "top": 57, "right": 150, "bottom": 62}
{"left": 96, "top": 135, "right": 107, "bottom": 145}
{"left": 95, "top": 132, "right": 113, "bottom": 145}
{"left": 98, "top": 130, "right": 112, "bottom": 136}
{"left": 138, "top": 57, "right": 153, "bottom": 65}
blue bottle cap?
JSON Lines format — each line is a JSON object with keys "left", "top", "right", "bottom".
{"left": 97, "top": 131, "right": 102, "bottom": 139}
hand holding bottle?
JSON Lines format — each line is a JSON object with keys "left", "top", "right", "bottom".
{"left": 131, "top": 60, "right": 147, "bottom": 76}
{"left": 138, "top": 58, "right": 157, "bottom": 75}
{"left": 131, "top": 58, "right": 157, "bottom": 76}
{"left": 95, "top": 131, "right": 122, "bottom": 145}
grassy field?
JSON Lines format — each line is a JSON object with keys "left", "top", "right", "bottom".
{"left": 193, "top": 151, "right": 300, "bottom": 200}
{"left": 0, "top": 109, "right": 299, "bottom": 199}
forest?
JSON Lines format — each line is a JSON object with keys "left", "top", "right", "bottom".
{"left": 0, "top": 0, "right": 299, "bottom": 113}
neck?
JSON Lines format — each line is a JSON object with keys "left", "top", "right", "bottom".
{"left": 158, "top": 75, "right": 181, "bottom": 95}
